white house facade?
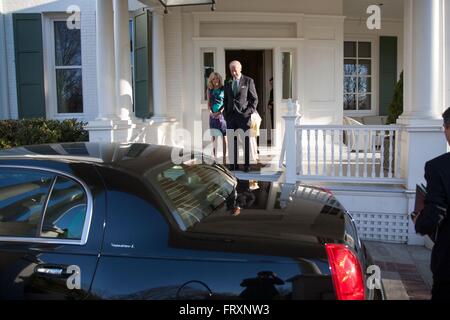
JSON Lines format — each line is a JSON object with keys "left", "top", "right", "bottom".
{"left": 1, "top": 0, "right": 408, "bottom": 143}
{"left": 0, "top": 0, "right": 449, "bottom": 245}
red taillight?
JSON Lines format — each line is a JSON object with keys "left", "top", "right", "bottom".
{"left": 325, "top": 243, "right": 365, "bottom": 300}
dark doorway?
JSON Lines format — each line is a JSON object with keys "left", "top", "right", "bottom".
{"left": 226, "top": 50, "right": 265, "bottom": 123}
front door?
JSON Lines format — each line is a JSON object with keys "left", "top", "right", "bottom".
{"left": 225, "top": 50, "right": 274, "bottom": 139}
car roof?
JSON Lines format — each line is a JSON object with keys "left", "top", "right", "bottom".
{"left": 0, "top": 142, "right": 177, "bottom": 173}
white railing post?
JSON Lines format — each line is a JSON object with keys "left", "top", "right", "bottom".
{"left": 293, "top": 124, "right": 404, "bottom": 184}
{"left": 283, "top": 100, "right": 301, "bottom": 184}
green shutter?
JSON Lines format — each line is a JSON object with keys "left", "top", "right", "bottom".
{"left": 13, "top": 14, "right": 46, "bottom": 119}
{"left": 134, "top": 11, "right": 153, "bottom": 119}
{"left": 379, "top": 36, "right": 398, "bottom": 116}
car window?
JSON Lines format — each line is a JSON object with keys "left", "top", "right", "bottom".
{"left": 150, "top": 163, "right": 235, "bottom": 229}
{"left": 0, "top": 168, "right": 55, "bottom": 237}
{"left": 41, "top": 176, "right": 87, "bottom": 240}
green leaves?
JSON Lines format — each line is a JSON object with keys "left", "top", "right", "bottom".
{"left": 0, "top": 119, "right": 88, "bottom": 149}
{"left": 387, "top": 71, "right": 403, "bottom": 125}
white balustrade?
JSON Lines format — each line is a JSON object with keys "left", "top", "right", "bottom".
{"left": 282, "top": 123, "right": 405, "bottom": 184}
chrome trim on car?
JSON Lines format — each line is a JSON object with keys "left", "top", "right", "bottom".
{"left": 0, "top": 165, "right": 94, "bottom": 246}
{"left": 36, "top": 176, "right": 58, "bottom": 238}
{"left": 0, "top": 155, "right": 104, "bottom": 163}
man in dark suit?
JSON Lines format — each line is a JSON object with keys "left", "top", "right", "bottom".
{"left": 414, "top": 107, "right": 450, "bottom": 300}
{"left": 224, "top": 60, "right": 258, "bottom": 172}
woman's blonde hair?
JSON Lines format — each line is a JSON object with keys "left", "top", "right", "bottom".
{"left": 207, "top": 72, "right": 224, "bottom": 90}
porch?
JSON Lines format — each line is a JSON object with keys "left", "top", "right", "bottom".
{"left": 83, "top": 0, "right": 449, "bottom": 246}
{"left": 230, "top": 132, "right": 410, "bottom": 244}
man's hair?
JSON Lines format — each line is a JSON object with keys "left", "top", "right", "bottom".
{"left": 229, "top": 60, "right": 242, "bottom": 69}
{"left": 443, "top": 107, "right": 450, "bottom": 127}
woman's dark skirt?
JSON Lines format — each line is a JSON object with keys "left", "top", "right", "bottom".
{"left": 209, "top": 114, "right": 227, "bottom": 137}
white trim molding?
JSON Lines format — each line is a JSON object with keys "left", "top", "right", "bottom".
{"left": 343, "top": 35, "right": 378, "bottom": 117}
{"left": 43, "top": 13, "right": 86, "bottom": 121}
{"left": 0, "top": 10, "right": 10, "bottom": 119}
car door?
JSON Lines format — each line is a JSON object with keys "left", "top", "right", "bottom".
{"left": 0, "top": 164, "right": 105, "bottom": 300}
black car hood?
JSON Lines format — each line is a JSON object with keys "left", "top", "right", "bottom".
{"left": 188, "top": 181, "right": 346, "bottom": 246}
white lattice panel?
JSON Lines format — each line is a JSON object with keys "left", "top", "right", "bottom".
{"left": 352, "top": 212, "right": 409, "bottom": 243}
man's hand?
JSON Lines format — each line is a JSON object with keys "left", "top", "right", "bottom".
{"left": 411, "top": 211, "right": 420, "bottom": 224}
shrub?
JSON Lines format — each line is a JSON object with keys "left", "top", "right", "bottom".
{"left": 0, "top": 119, "right": 89, "bottom": 149}
{"left": 387, "top": 71, "right": 403, "bottom": 125}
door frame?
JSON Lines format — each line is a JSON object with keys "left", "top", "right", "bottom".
{"left": 194, "top": 38, "right": 301, "bottom": 148}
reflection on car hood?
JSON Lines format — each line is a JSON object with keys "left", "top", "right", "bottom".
{"left": 189, "top": 181, "right": 346, "bottom": 246}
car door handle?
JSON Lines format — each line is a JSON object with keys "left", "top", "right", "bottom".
{"left": 35, "top": 267, "right": 65, "bottom": 276}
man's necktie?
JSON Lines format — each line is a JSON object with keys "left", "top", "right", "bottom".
{"left": 232, "top": 80, "right": 238, "bottom": 96}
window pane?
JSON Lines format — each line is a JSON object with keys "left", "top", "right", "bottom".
{"left": 358, "top": 60, "right": 372, "bottom": 75}
{"left": 344, "top": 59, "right": 357, "bottom": 76}
{"left": 344, "top": 42, "right": 356, "bottom": 57}
{"left": 154, "top": 163, "right": 235, "bottom": 230}
{"left": 358, "top": 42, "right": 371, "bottom": 58}
{"left": 282, "top": 52, "right": 293, "bottom": 99}
{"left": 358, "top": 77, "right": 371, "bottom": 93}
{"left": 56, "top": 68, "right": 83, "bottom": 113}
{"left": 344, "top": 94, "right": 357, "bottom": 110}
{"left": 41, "top": 176, "right": 87, "bottom": 240}
{"left": 203, "top": 52, "right": 214, "bottom": 101}
{"left": 358, "top": 94, "right": 372, "bottom": 110}
{"left": 54, "top": 21, "right": 81, "bottom": 66}
{"left": 344, "top": 77, "right": 357, "bottom": 93}
{"left": 0, "top": 169, "right": 54, "bottom": 238}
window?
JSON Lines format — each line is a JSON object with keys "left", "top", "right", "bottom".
{"left": 41, "top": 176, "right": 87, "bottom": 240}
{"left": 282, "top": 51, "right": 293, "bottom": 100}
{"left": 148, "top": 162, "right": 235, "bottom": 230}
{"left": 202, "top": 51, "right": 215, "bottom": 102}
{"left": 0, "top": 168, "right": 89, "bottom": 241}
{"left": 0, "top": 169, "right": 54, "bottom": 238}
{"left": 344, "top": 41, "right": 372, "bottom": 111}
{"left": 52, "top": 20, "right": 83, "bottom": 114}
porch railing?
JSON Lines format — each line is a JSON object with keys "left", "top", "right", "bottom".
{"left": 281, "top": 115, "right": 406, "bottom": 185}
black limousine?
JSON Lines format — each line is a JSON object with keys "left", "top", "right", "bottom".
{"left": 0, "top": 143, "right": 384, "bottom": 300}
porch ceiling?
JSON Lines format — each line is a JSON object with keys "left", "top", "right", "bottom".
{"left": 137, "top": 0, "right": 214, "bottom": 9}
{"left": 344, "top": 0, "right": 404, "bottom": 20}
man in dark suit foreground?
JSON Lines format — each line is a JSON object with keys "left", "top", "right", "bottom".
{"left": 224, "top": 60, "right": 258, "bottom": 172}
{"left": 414, "top": 107, "right": 450, "bottom": 300}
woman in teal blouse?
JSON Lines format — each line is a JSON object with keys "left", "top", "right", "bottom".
{"left": 207, "top": 72, "right": 227, "bottom": 164}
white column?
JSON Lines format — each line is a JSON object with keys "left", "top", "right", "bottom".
{"left": 151, "top": 11, "right": 167, "bottom": 121}
{"left": 399, "top": 0, "right": 447, "bottom": 245}
{"left": 400, "top": 0, "right": 443, "bottom": 121}
{"left": 88, "top": 0, "right": 134, "bottom": 143}
{"left": 113, "top": 0, "right": 132, "bottom": 121}
{"left": 96, "top": 0, "right": 117, "bottom": 120}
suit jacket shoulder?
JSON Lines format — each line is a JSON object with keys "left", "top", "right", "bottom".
{"left": 427, "top": 153, "right": 450, "bottom": 174}
{"left": 241, "top": 75, "right": 254, "bottom": 84}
